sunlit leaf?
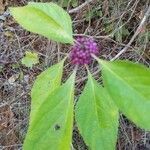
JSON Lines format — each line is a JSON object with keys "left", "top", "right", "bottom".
{"left": 23, "top": 71, "right": 76, "bottom": 150}
{"left": 21, "top": 51, "right": 39, "bottom": 68}
{"left": 10, "top": 2, "right": 74, "bottom": 44}
{"left": 30, "top": 59, "right": 65, "bottom": 122}
{"left": 99, "top": 59, "right": 150, "bottom": 130}
{"left": 75, "top": 72, "right": 119, "bottom": 150}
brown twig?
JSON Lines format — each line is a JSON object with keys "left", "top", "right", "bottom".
{"left": 111, "top": 6, "right": 150, "bottom": 61}
{"left": 69, "top": 0, "right": 93, "bottom": 14}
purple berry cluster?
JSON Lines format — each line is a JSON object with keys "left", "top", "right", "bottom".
{"left": 69, "top": 37, "right": 99, "bottom": 65}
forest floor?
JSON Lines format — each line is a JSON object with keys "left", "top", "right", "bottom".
{"left": 0, "top": 0, "right": 150, "bottom": 150}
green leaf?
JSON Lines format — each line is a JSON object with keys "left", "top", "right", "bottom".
{"left": 23, "top": 72, "right": 76, "bottom": 150}
{"left": 99, "top": 59, "right": 150, "bottom": 130}
{"left": 10, "top": 2, "right": 74, "bottom": 44}
{"left": 30, "top": 59, "right": 65, "bottom": 122}
{"left": 75, "top": 72, "right": 119, "bottom": 150}
{"left": 21, "top": 51, "right": 39, "bottom": 68}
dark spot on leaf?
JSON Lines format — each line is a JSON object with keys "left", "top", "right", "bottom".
{"left": 54, "top": 124, "right": 60, "bottom": 131}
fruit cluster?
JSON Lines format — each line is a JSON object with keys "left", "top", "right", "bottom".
{"left": 70, "top": 37, "right": 99, "bottom": 65}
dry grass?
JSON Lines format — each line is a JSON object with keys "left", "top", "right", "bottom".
{"left": 0, "top": 0, "right": 150, "bottom": 149}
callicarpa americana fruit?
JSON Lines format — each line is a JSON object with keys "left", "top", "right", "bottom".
{"left": 69, "top": 37, "right": 100, "bottom": 65}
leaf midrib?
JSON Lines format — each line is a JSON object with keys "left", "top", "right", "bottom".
{"left": 58, "top": 82, "right": 73, "bottom": 149}
{"left": 89, "top": 76, "right": 102, "bottom": 129}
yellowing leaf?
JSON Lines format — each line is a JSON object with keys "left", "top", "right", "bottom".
{"left": 21, "top": 51, "right": 39, "bottom": 68}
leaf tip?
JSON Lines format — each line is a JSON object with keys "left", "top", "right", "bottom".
{"left": 9, "top": 7, "right": 15, "bottom": 15}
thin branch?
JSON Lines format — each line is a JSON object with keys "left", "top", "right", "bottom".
{"left": 69, "top": 0, "right": 93, "bottom": 14}
{"left": 111, "top": 6, "right": 150, "bottom": 61}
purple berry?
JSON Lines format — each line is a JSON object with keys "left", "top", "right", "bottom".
{"left": 70, "top": 37, "right": 100, "bottom": 65}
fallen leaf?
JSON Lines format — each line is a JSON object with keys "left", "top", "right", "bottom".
{"left": 21, "top": 51, "right": 39, "bottom": 68}
{"left": 8, "top": 74, "right": 19, "bottom": 85}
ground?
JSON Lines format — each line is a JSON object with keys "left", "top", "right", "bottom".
{"left": 0, "top": 0, "right": 150, "bottom": 150}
